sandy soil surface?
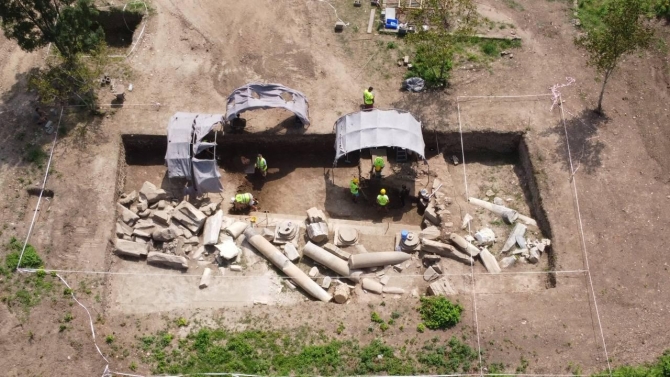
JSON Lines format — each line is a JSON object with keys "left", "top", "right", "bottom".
{"left": 0, "top": 0, "right": 669, "bottom": 375}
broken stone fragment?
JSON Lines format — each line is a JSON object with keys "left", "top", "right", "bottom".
{"left": 493, "top": 197, "right": 504, "bottom": 206}
{"left": 461, "top": 213, "right": 473, "bottom": 230}
{"left": 230, "top": 265, "right": 243, "bottom": 272}
{"left": 190, "top": 246, "right": 205, "bottom": 260}
{"left": 132, "top": 227, "right": 152, "bottom": 239}
{"left": 172, "top": 201, "right": 206, "bottom": 233}
{"left": 117, "top": 203, "right": 139, "bottom": 226}
{"left": 215, "top": 240, "right": 240, "bottom": 260}
{"left": 199, "top": 268, "right": 212, "bottom": 289}
{"left": 333, "top": 283, "right": 350, "bottom": 303}
{"left": 147, "top": 251, "right": 188, "bottom": 270}
{"left": 308, "top": 266, "right": 319, "bottom": 279}
{"left": 114, "top": 239, "right": 148, "bottom": 258}
{"left": 423, "top": 266, "right": 440, "bottom": 282}
{"left": 152, "top": 210, "right": 170, "bottom": 226}
{"left": 423, "top": 202, "right": 440, "bottom": 225}
{"left": 139, "top": 181, "right": 168, "bottom": 204}
{"left": 138, "top": 209, "right": 151, "bottom": 218}
{"left": 422, "top": 254, "right": 441, "bottom": 265}
{"left": 199, "top": 202, "right": 218, "bottom": 216}
{"left": 502, "top": 210, "right": 519, "bottom": 224}
{"left": 157, "top": 200, "right": 166, "bottom": 210}
{"left": 500, "top": 256, "right": 517, "bottom": 269}
{"left": 502, "top": 223, "right": 527, "bottom": 253}
{"left": 448, "top": 234, "right": 481, "bottom": 257}
{"left": 118, "top": 190, "right": 137, "bottom": 206}
{"left": 428, "top": 277, "right": 458, "bottom": 296}
{"left": 115, "top": 221, "right": 133, "bottom": 237}
{"left": 133, "top": 235, "right": 150, "bottom": 244}
{"left": 152, "top": 227, "right": 178, "bottom": 242}
{"left": 528, "top": 247, "right": 540, "bottom": 264}
{"left": 322, "top": 243, "right": 351, "bottom": 260}
{"left": 283, "top": 243, "right": 300, "bottom": 262}
{"left": 321, "top": 276, "right": 332, "bottom": 289}
{"left": 137, "top": 200, "right": 148, "bottom": 213}
{"left": 420, "top": 226, "right": 441, "bottom": 241}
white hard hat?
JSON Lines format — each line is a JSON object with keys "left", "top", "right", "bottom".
{"left": 230, "top": 197, "right": 235, "bottom": 203}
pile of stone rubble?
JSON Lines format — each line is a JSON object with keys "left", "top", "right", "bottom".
{"left": 114, "top": 181, "right": 249, "bottom": 288}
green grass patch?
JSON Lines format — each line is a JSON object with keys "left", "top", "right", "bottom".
{"left": 418, "top": 296, "right": 463, "bottom": 330}
{"left": 503, "top": 0, "right": 525, "bottom": 11}
{"left": 137, "top": 326, "right": 488, "bottom": 375}
{"left": 5, "top": 237, "right": 43, "bottom": 271}
{"left": 24, "top": 145, "right": 47, "bottom": 167}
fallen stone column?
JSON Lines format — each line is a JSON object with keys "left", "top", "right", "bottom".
{"left": 479, "top": 248, "right": 501, "bottom": 274}
{"left": 244, "top": 228, "right": 332, "bottom": 302}
{"left": 449, "top": 234, "right": 481, "bottom": 257}
{"left": 468, "top": 197, "right": 537, "bottom": 226}
{"left": 348, "top": 251, "right": 411, "bottom": 270}
{"left": 303, "top": 242, "right": 360, "bottom": 283}
{"left": 114, "top": 239, "right": 148, "bottom": 258}
{"left": 362, "top": 278, "right": 383, "bottom": 294}
{"left": 382, "top": 286, "right": 405, "bottom": 294}
{"left": 421, "top": 239, "right": 473, "bottom": 264}
{"left": 224, "top": 221, "right": 248, "bottom": 238}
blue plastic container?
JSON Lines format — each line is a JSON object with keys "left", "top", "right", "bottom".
{"left": 385, "top": 18, "right": 399, "bottom": 30}
{"left": 400, "top": 230, "right": 409, "bottom": 241}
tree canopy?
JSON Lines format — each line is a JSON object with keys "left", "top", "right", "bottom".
{"left": 575, "top": 0, "right": 654, "bottom": 114}
{"left": 0, "top": 0, "right": 104, "bottom": 59}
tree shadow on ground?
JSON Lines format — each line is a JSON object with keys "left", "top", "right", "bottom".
{"left": 541, "top": 108, "right": 608, "bottom": 174}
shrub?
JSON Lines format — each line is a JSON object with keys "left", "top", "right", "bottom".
{"left": 481, "top": 41, "right": 498, "bottom": 56}
{"left": 5, "top": 237, "right": 43, "bottom": 270}
{"left": 370, "top": 312, "right": 384, "bottom": 324}
{"left": 25, "top": 145, "right": 47, "bottom": 166}
{"left": 418, "top": 297, "right": 463, "bottom": 330}
{"left": 417, "top": 323, "right": 426, "bottom": 333}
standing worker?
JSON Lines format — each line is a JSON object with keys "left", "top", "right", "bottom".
{"left": 231, "top": 193, "right": 258, "bottom": 212}
{"left": 255, "top": 153, "right": 268, "bottom": 177}
{"left": 399, "top": 185, "right": 410, "bottom": 207}
{"left": 363, "top": 86, "right": 375, "bottom": 109}
{"left": 372, "top": 156, "right": 385, "bottom": 178}
{"left": 350, "top": 177, "right": 360, "bottom": 203}
{"left": 376, "top": 189, "right": 389, "bottom": 211}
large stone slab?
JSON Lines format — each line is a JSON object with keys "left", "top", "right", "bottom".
{"left": 152, "top": 227, "right": 178, "bottom": 242}
{"left": 479, "top": 248, "right": 501, "bottom": 274}
{"left": 172, "top": 201, "right": 207, "bottom": 233}
{"left": 428, "top": 278, "right": 458, "bottom": 296}
{"left": 202, "top": 210, "right": 224, "bottom": 245}
{"left": 147, "top": 251, "right": 189, "bottom": 270}
{"left": 115, "top": 239, "right": 148, "bottom": 258}
{"left": 139, "top": 181, "right": 168, "bottom": 204}
{"left": 115, "top": 221, "right": 133, "bottom": 237}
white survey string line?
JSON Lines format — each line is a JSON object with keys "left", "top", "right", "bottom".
{"left": 558, "top": 96, "right": 612, "bottom": 376}
{"left": 19, "top": 267, "right": 588, "bottom": 279}
{"left": 16, "top": 107, "right": 63, "bottom": 270}
{"left": 456, "top": 98, "right": 483, "bottom": 375}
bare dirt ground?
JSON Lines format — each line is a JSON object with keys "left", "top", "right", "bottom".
{"left": 1, "top": 0, "right": 669, "bottom": 376}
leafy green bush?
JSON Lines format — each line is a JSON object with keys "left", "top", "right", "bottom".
{"left": 405, "top": 45, "right": 453, "bottom": 88}
{"left": 5, "top": 237, "right": 43, "bottom": 270}
{"left": 418, "top": 297, "right": 463, "bottom": 330}
{"left": 370, "top": 312, "right": 384, "bottom": 324}
{"left": 25, "top": 145, "right": 47, "bottom": 166}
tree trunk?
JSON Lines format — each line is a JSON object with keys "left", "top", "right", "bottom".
{"left": 596, "top": 69, "right": 612, "bottom": 115}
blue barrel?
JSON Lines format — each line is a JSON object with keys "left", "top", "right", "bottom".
{"left": 400, "top": 230, "right": 409, "bottom": 241}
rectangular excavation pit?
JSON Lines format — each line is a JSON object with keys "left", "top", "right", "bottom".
{"left": 114, "top": 130, "right": 557, "bottom": 313}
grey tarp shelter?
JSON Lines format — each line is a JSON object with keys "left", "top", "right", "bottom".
{"left": 225, "top": 83, "right": 310, "bottom": 126}
{"left": 333, "top": 109, "right": 425, "bottom": 165}
{"left": 165, "top": 112, "right": 224, "bottom": 193}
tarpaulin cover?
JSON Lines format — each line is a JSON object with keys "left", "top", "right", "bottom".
{"left": 165, "top": 112, "right": 224, "bottom": 193}
{"left": 166, "top": 112, "right": 197, "bottom": 178}
{"left": 193, "top": 114, "right": 223, "bottom": 155}
{"left": 225, "top": 83, "right": 310, "bottom": 126}
{"left": 192, "top": 158, "right": 223, "bottom": 193}
{"left": 334, "top": 109, "right": 425, "bottom": 164}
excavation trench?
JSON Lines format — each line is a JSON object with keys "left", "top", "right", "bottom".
{"left": 120, "top": 130, "right": 556, "bottom": 287}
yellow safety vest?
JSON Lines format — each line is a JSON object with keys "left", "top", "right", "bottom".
{"left": 235, "top": 193, "right": 252, "bottom": 204}
{"left": 350, "top": 180, "right": 359, "bottom": 194}
{"left": 256, "top": 157, "right": 267, "bottom": 171}
{"left": 364, "top": 89, "right": 374, "bottom": 105}
{"left": 377, "top": 194, "right": 389, "bottom": 206}
{"left": 374, "top": 157, "right": 385, "bottom": 172}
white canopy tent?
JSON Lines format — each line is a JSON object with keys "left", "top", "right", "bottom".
{"left": 333, "top": 109, "right": 425, "bottom": 165}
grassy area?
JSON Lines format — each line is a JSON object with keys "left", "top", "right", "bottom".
{"left": 577, "top": 0, "right": 670, "bottom": 30}
{"left": 137, "top": 326, "right": 496, "bottom": 376}
{"left": 593, "top": 350, "right": 670, "bottom": 376}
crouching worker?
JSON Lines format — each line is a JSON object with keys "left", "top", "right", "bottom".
{"left": 350, "top": 177, "right": 360, "bottom": 203}
{"left": 231, "top": 193, "right": 258, "bottom": 212}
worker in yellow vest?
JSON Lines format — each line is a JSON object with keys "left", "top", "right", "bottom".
{"left": 350, "top": 177, "right": 360, "bottom": 203}
{"left": 373, "top": 156, "right": 385, "bottom": 178}
{"left": 231, "top": 193, "right": 258, "bottom": 211}
{"left": 255, "top": 153, "right": 267, "bottom": 177}
{"left": 363, "top": 86, "right": 375, "bottom": 109}
{"left": 376, "top": 188, "right": 389, "bottom": 211}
